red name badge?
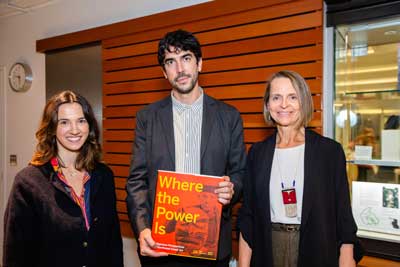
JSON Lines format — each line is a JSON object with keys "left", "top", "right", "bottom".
{"left": 281, "top": 188, "right": 297, "bottom": 204}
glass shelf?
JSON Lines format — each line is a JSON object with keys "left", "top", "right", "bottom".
{"left": 357, "top": 230, "right": 400, "bottom": 243}
{"left": 343, "top": 89, "right": 400, "bottom": 95}
{"left": 348, "top": 159, "right": 400, "bottom": 167}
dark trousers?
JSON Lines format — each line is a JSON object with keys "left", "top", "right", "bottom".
{"left": 139, "top": 254, "right": 231, "bottom": 267}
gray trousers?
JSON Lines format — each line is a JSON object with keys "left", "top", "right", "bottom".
{"left": 271, "top": 223, "right": 300, "bottom": 267}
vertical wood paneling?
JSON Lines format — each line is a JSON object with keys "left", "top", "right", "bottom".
{"left": 101, "top": 1, "right": 323, "bottom": 241}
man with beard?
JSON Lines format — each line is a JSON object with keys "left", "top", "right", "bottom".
{"left": 126, "top": 29, "right": 246, "bottom": 267}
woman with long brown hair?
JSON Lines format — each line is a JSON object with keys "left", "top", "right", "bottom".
{"left": 3, "top": 90, "right": 123, "bottom": 267}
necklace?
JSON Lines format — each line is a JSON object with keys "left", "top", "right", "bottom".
{"left": 275, "top": 145, "right": 303, "bottom": 218}
{"left": 64, "top": 167, "right": 79, "bottom": 177}
{"left": 275, "top": 146, "right": 302, "bottom": 187}
{"left": 57, "top": 156, "right": 80, "bottom": 177}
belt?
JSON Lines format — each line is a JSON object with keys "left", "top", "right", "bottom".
{"left": 271, "top": 223, "right": 300, "bottom": 232}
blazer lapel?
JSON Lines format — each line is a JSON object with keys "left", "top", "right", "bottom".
{"left": 300, "top": 130, "right": 317, "bottom": 229}
{"left": 90, "top": 165, "right": 104, "bottom": 203}
{"left": 158, "top": 97, "right": 175, "bottom": 167}
{"left": 40, "top": 162, "right": 71, "bottom": 197}
{"left": 200, "top": 95, "right": 217, "bottom": 159}
{"left": 260, "top": 134, "right": 277, "bottom": 220}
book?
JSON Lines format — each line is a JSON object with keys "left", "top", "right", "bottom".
{"left": 152, "top": 170, "right": 223, "bottom": 260}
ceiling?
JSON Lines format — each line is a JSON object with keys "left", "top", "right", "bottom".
{"left": 0, "top": 0, "right": 56, "bottom": 19}
{"left": 339, "top": 17, "right": 400, "bottom": 47}
{"left": 334, "top": 17, "right": 400, "bottom": 123}
{"left": 335, "top": 15, "right": 400, "bottom": 94}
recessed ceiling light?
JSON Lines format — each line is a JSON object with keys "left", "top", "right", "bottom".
{"left": 384, "top": 30, "right": 398, "bottom": 35}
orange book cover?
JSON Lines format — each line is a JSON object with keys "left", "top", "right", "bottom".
{"left": 152, "top": 170, "right": 223, "bottom": 260}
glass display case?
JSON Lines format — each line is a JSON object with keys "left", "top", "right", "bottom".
{"left": 333, "top": 16, "right": 400, "bottom": 260}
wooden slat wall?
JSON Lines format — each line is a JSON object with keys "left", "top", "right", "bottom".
{"left": 102, "top": 0, "right": 323, "bottom": 238}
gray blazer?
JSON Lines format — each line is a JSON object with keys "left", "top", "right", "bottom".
{"left": 126, "top": 94, "right": 247, "bottom": 260}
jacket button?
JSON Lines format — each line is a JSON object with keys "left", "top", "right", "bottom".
{"left": 83, "top": 241, "right": 88, "bottom": 248}
{"left": 93, "top": 217, "right": 98, "bottom": 222}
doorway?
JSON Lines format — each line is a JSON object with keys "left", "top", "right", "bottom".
{"left": 0, "top": 65, "right": 6, "bottom": 264}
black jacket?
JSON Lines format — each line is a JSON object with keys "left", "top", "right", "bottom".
{"left": 126, "top": 94, "right": 247, "bottom": 261}
{"left": 239, "top": 130, "right": 361, "bottom": 267}
{"left": 3, "top": 162, "right": 123, "bottom": 267}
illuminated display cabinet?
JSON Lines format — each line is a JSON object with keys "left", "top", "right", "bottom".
{"left": 333, "top": 16, "right": 400, "bottom": 260}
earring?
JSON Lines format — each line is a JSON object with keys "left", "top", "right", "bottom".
{"left": 267, "top": 113, "right": 271, "bottom": 121}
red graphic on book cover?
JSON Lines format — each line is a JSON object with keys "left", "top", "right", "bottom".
{"left": 282, "top": 188, "right": 297, "bottom": 204}
{"left": 152, "top": 170, "right": 223, "bottom": 260}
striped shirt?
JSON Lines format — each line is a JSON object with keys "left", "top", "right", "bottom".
{"left": 171, "top": 90, "right": 203, "bottom": 174}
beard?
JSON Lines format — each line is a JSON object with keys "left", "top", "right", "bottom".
{"left": 171, "top": 71, "right": 199, "bottom": 95}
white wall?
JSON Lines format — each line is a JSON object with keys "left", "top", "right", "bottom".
{"left": 0, "top": 0, "right": 209, "bottom": 265}
{"left": 0, "top": 66, "right": 6, "bottom": 267}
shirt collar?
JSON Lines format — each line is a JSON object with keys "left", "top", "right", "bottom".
{"left": 171, "top": 87, "right": 203, "bottom": 114}
{"left": 50, "top": 157, "right": 90, "bottom": 185}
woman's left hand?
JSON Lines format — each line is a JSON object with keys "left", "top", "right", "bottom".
{"left": 339, "top": 244, "right": 356, "bottom": 267}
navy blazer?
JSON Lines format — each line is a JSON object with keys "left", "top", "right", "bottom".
{"left": 3, "top": 162, "right": 123, "bottom": 267}
{"left": 239, "top": 130, "right": 359, "bottom": 267}
{"left": 126, "top": 94, "right": 247, "bottom": 260}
